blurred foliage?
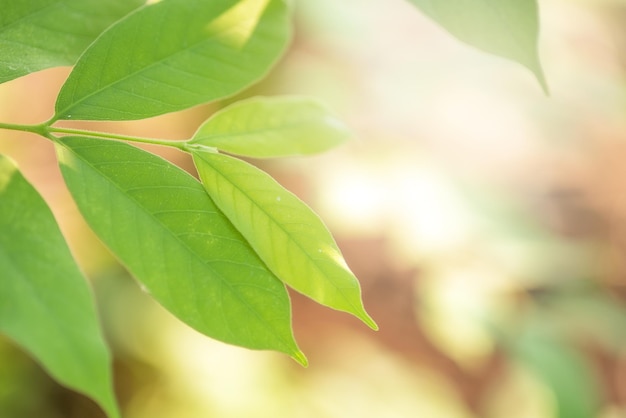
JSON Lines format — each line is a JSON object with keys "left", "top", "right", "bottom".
{"left": 3, "top": 0, "right": 626, "bottom": 417}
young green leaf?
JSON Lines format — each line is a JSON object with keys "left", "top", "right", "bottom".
{"left": 407, "top": 0, "right": 548, "bottom": 92}
{"left": 56, "top": 137, "right": 306, "bottom": 366}
{"left": 0, "top": 0, "right": 145, "bottom": 84}
{"left": 191, "top": 151, "right": 377, "bottom": 330}
{"left": 54, "top": 0, "right": 290, "bottom": 121}
{"left": 0, "top": 155, "right": 119, "bottom": 418}
{"left": 187, "top": 96, "right": 351, "bottom": 158}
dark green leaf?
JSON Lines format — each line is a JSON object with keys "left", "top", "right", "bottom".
{"left": 188, "top": 96, "right": 351, "bottom": 158}
{"left": 0, "top": 0, "right": 145, "bottom": 84}
{"left": 192, "top": 151, "right": 377, "bottom": 329}
{"left": 56, "top": 137, "right": 306, "bottom": 365}
{"left": 54, "top": 0, "right": 290, "bottom": 121}
{"left": 0, "top": 155, "right": 119, "bottom": 418}
{"left": 407, "top": 0, "right": 547, "bottom": 91}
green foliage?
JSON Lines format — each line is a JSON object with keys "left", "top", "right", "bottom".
{"left": 191, "top": 150, "right": 377, "bottom": 329}
{"left": 407, "top": 0, "right": 547, "bottom": 91}
{"left": 0, "top": 156, "right": 118, "bottom": 418}
{"left": 508, "top": 326, "right": 601, "bottom": 418}
{"left": 54, "top": 0, "right": 290, "bottom": 121}
{"left": 0, "top": 0, "right": 144, "bottom": 84}
{"left": 188, "top": 96, "right": 351, "bottom": 158}
{"left": 56, "top": 136, "right": 306, "bottom": 365}
{"left": 0, "top": 0, "right": 548, "bottom": 416}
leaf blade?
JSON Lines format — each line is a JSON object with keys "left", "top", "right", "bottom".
{"left": 188, "top": 96, "right": 351, "bottom": 158}
{"left": 54, "top": 0, "right": 290, "bottom": 121}
{"left": 56, "top": 137, "right": 305, "bottom": 365}
{"left": 407, "top": 0, "right": 547, "bottom": 91}
{"left": 0, "top": 155, "right": 119, "bottom": 418}
{"left": 192, "top": 151, "right": 377, "bottom": 329}
{"left": 0, "top": 0, "right": 145, "bottom": 84}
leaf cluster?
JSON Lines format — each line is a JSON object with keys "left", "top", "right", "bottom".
{"left": 0, "top": 0, "right": 545, "bottom": 416}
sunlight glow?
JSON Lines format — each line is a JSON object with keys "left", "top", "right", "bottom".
{"left": 205, "top": 0, "right": 269, "bottom": 48}
{"left": 319, "top": 157, "right": 472, "bottom": 255}
{"left": 319, "top": 163, "right": 386, "bottom": 234}
{"left": 390, "top": 166, "right": 470, "bottom": 255}
{"left": 420, "top": 266, "right": 498, "bottom": 368}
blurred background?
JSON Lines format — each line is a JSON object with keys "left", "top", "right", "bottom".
{"left": 2, "top": 0, "right": 626, "bottom": 417}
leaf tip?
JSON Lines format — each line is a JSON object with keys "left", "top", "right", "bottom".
{"left": 523, "top": 53, "right": 550, "bottom": 96}
{"left": 292, "top": 350, "right": 309, "bottom": 367}
{"left": 354, "top": 305, "right": 378, "bottom": 330}
{"left": 97, "top": 389, "right": 122, "bottom": 418}
{"left": 362, "top": 314, "right": 379, "bottom": 331}
{"left": 532, "top": 65, "right": 550, "bottom": 96}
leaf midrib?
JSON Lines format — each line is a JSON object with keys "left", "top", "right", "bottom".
{"left": 195, "top": 152, "right": 361, "bottom": 314}
{"left": 193, "top": 117, "right": 338, "bottom": 150}
{"left": 55, "top": 3, "right": 274, "bottom": 119}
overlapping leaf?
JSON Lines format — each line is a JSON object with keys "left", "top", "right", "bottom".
{"left": 188, "top": 96, "right": 351, "bottom": 158}
{"left": 0, "top": 155, "right": 119, "bottom": 418}
{"left": 407, "top": 0, "right": 547, "bottom": 91}
{"left": 56, "top": 137, "right": 306, "bottom": 365}
{"left": 54, "top": 0, "right": 290, "bottom": 121}
{"left": 0, "top": 0, "right": 145, "bottom": 84}
{"left": 192, "top": 151, "right": 377, "bottom": 329}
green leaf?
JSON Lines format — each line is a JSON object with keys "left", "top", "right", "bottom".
{"left": 0, "top": 0, "right": 145, "bottom": 84}
{"left": 191, "top": 150, "right": 377, "bottom": 329}
{"left": 511, "top": 328, "right": 601, "bottom": 418}
{"left": 54, "top": 0, "right": 290, "bottom": 121}
{"left": 187, "top": 96, "right": 351, "bottom": 158}
{"left": 407, "top": 0, "right": 548, "bottom": 92}
{"left": 56, "top": 137, "right": 306, "bottom": 366}
{"left": 0, "top": 155, "right": 119, "bottom": 418}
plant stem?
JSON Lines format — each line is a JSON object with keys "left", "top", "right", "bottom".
{"left": 0, "top": 121, "right": 189, "bottom": 150}
{"left": 0, "top": 121, "right": 48, "bottom": 136}
{"left": 47, "top": 126, "right": 188, "bottom": 150}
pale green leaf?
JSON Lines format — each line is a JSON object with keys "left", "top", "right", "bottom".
{"left": 192, "top": 151, "right": 377, "bottom": 329}
{"left": 0, "top": 0, "right": 145, "bottom": 84}
{"left": 54, "top": 0, "right": 290, "bottom": 121}
{"left": 56, "top": 137, "right": 306, "bottom": 366}
{"left": 0, "top": 155, "right": 119, "bottom": 418}
{"left": 188, "top": 96, "right": 351, "bottom": 158}
{"left": 407, "top": 0, "right": 548, "bottom": 91}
